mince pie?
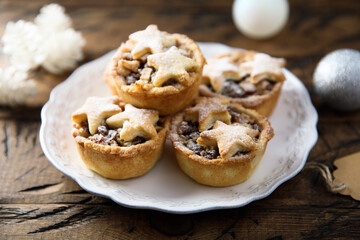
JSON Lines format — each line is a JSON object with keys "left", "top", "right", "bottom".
{"left": 72, "top": 96, "right": 170, "bottom": 179}
{"left": 200, "top": 50, "right": 286, "bottom": 116}
{"left": 104, "top": 24, "right": 206, "bottom": 115}
{"left": 168, "top": 97, "right": 274, "bottom": 187}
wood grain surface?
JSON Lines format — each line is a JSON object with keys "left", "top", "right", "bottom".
{"left": 1, "top": 0, "right": 360, "bottom": 239}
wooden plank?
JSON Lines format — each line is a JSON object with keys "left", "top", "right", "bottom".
{"left": 0, "top": 121, "right": 61, "bottom": 195}
{"left": 0, "top": 121, "right": 9, "bottom": 162}
{"left": 318, "top": 123, "right": 360, "bottom": 153}
{"left": 0, "top": 203, "right": 359, "bottom": 239}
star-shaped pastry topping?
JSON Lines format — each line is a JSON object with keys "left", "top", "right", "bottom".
{"left": 106, "top": 104, "right": 159, "bottom": 141}
{"left": 239, "top": 53, "right": 286, "bottom": 84}
{"left": 203, "top": 57, "right": 241, "bottom": 92}
{"left": 147, "top": 46, "right": 199, "bottom": 87}
{"left": 197, "top": 121, "right": 259, "bottom": 160}
{"left": 72, "top": 96, "right": 122, "bottom": 135}
{"left": 184, "top": 97, "right": 231, "bottom": 132}
{"left": 129, "top": 25, "right": 175, "bottom": 59}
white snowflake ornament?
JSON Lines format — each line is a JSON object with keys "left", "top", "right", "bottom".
{"left": 35, "top": 3, "right": 72, "bottom": 32}
{"left": 1, "top": 3, "right": 85, "bottom": 75}
{"left": 0, "top": 66, "right": 37, "bottom": 106}
{"left": 0, "top": 3, "right": 85, "bottom": 106}
{"left": 41, "top": 28, "right": 85, "bottom": 74}
{"left": 1, "top": 20, "right": 46, "bottom": 72}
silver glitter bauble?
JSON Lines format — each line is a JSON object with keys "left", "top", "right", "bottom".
{"left": 313, "top": 49, "right": 360, "bottom": 111}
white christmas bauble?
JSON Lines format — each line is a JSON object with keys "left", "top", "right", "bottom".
{"left": 232, "top": 0, "right": 289, "bottom": 39}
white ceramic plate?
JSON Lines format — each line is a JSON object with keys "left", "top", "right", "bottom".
{"left": 40, "top": 42, "right": 318, "bottom": 214}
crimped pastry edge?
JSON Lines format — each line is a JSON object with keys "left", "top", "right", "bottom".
{"left": 73, "top": 116, "right": 170, "bottom": 179}
{"left": 199, "top": 81, "right": 283, "bottom": 117}
{"left": 168, "top": 101, "right": 273, "bottom": 187}
{"left": 104, "top": 31, "right": 206, "bottom": 115}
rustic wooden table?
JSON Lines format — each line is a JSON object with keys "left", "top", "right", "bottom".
{"left": 1, "top": 0, "right": 359, "bottom": 239}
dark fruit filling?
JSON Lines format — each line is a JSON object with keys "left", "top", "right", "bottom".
{"left": 81, "top": 118, "right": 164, "bottom": 147}
{"left": 178, "top": 108, "right": 261, "bottom": 160}
{"left": 124, "top": 72, "right": 140, "bottom": 85}
{"left": 209, "top": 78, "right": 275, "bottom": 98}
{"left": 178, "top": 121, "right": 220, "bottom": 159}
{"left": 227, "top": 106, "right": 262, "bottom": 132}
{"left": 122, "top": 41, "right": 194, "bottom": 87}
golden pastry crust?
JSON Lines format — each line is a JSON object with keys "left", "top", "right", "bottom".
{"left": 168, "top": 98, "right": 273, "bottom": 187}
{"left": 104, "top": 25, "right": 205, "bottom": 115}
{"left": 184, "top": 97, "right": 231, "bottom": 132}
{"left": 73, "top": 119, "right": 169, "bottom": 179}
{"left": 200, "top": 50, "right": 286, "bottom": 117}
{"left": 72, "top": 96, "right": 170, "bottom": 179}
{"left": 199, "top": 82, "right": 283, "bottom": 117}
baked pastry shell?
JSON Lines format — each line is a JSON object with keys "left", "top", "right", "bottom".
{"left": 72, "top": 117, "right": 170, "bottom": 179}
{"left": 168, "top": 103, "right": 273, "bottom": 187}
{"left": 105, "top": 33, "right": 205, "bottom": 115}
{"left": 199, "top": 81, "right": 283, "bottom": 117}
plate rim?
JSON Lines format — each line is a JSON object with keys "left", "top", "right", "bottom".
{"left": 39, "top": 42, "right": 318, "bottom": 214}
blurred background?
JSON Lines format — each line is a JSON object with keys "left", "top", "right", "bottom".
{"left": 0, "top": 0, "right": 359, "bottom": 104}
